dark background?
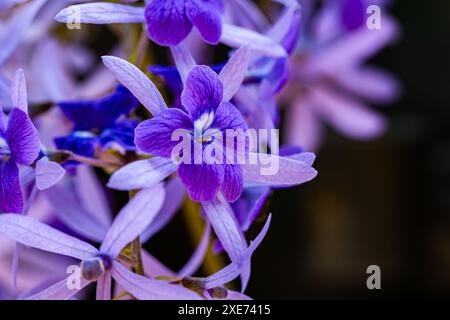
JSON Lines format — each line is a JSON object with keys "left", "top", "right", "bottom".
{"left": 245, "top": 0, "right": 450, "bottom": 298}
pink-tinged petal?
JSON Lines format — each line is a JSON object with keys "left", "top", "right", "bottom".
{"left": 170, "top": 44, "right": 197, "bottom": 85}
{"left": 108, "top": 157, "right": 178, "bottom": 191}
{"left": 0, "top": 214, "right": 99, "bottom": 260}
{"left": 0, "top": 0, "right": 47, "bottom": 65}
{"left": 311, "top": 86, "right": 387, "bottom": 140}
{"left": 134, "top": 108, "right": 192, "bottom": 158}
{"left": 111, "top": 261, "right": 201, "bottom": 300}
{"left": 35, "top": 158, "right": 65, "bottom": 191}
{"left": 226, "top": 0, "right": 268, "bottom": 31}
{"left": 141, "top": 250, "right": 176, "bottom": 278}
{"left": 220, "top": 165, "right": 243, "bottom": 203}
{"left": 242, "top": 153, "right": 318, "bottom": 187}
{"left": 333, "top": 67, "right": 401, "bottom": 104}
{"left": 284, "top": 96, "right": 324, "bottom": 151}
{"left": 0, "top": 161, "right": 22, "bottom": 213}
{"left": 45, "top": 183, "right": 108, "bottom": 243}
{"left": 142, "top": 177, "right": 185, "bottom": 241}
{"left": 221, "top": 24, "right": 286, "bottom": 58}
{"left": 219, "top": 46, "right": 250, "bottom": 102}
{"left": 145, "top": 0, "right": 193, "bottom": 46}
{"left": 100, "top": 184, "right": 166, "bottom": 258}
{"left": 178, "top": 222, "right": 211, "bottom": 277}
{"left": 11, "top": 69, "right": 28, "bottom": 113}
{"left": 178, "top": 163, "right": 224, "bottom": 202}
{"left": 186, "top": 0, "right": 222, "bottom": 44}
{"left": 25, "top": 274, "right": 91, "bottom": 300}
{"left": 55, "top": 3, "right": 145, "bottom": 24}
{"left": 96, "top": 272, "right": 112, "bottom": 300}
{"left": 5, "top": 108, "right": 40, "bottom": 165}
{"left": 181, "top": 66, "right": 223, "bottom": 120}
{"left": 201, "top": 197, "right": 248, "bottom": 279}
{"left": 101, "top": 56, "right": 167, "bottom": 115}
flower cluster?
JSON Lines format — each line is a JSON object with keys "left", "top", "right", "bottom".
{"left": 0, "top": 0, "right": 399, "bottom": 300}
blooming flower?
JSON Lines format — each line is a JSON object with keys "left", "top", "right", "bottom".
{"left": 0, "top": 70, "right": 40, "bottom": 213}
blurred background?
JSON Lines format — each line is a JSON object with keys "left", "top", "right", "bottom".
{"left": 245, "top": 0, "right": 450, "bottom": 299}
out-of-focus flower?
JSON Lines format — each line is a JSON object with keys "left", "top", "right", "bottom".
{"left": 282, "top": 0, "right": 401, "bottom": 150}
{"left": 54, "top": 85, "right": 139, "bottom": 161}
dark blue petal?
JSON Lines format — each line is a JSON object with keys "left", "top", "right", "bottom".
{"left": 58, "top": 85, "right": 139, "bottom": 131}
{"left": 54, "top": 132, "right": 98, "bottom": 158}
{"left": 99, "top": 119, "right": 138, "bottom": 152}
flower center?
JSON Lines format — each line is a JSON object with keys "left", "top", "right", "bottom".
{"left": 80, "top": 254, "right": 112, "bottom": 281}
{"left": 0, "top": 136, "right": 10, "bottom": 161}
{"left": 193, "top": 112, "right": 218, "bottom": 144}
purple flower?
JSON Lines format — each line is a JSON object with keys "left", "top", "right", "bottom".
{"left": 145, "top": 0, "right": 224, "bottom": 46}
{"left": 282, "top": 0, "right": 401, "bottom": 150}
{"left": 0, "top": 184, "right": 201, "bottom": 300}
{"left": 135, "top": 65, "right": 247, "bottom": 202}
{"left": 0, "top": 70, "right": 40, "bottom": 213}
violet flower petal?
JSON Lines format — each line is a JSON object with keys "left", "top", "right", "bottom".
{"left": 108, "top": 157, "right": 178, "bottom": 191}
{"left": 178, "top": 163, "right": 224, "bottom": 202}
{"left": 311, "top": 86, "right": 387, "bottom": 140}
{"left": 111, "top": 261, "right": 201, "bottom": 300}
{"left": 0, "top": 161, "right": 22, "bottom": 213}
{"left": 35, "top": 157, "right": 65, "bottom": 191}
{"left": 170, "top": 44, "right": 196, "bottom": 86}
{"left": 204, "top": 214, "right": 272, "bottom": 290}
{"left": 145, "top": 0, "right": 193, "bottom": 46}
{"left": 141, "top": 177, "right": 185, "bottom": 241}
{"left": 55, "top": 3, "right": 145, "bottom": 24}
{"left": 242, "top": 153, "right": 318, "bottom": 187}
{"left": 11, "top": 69, "right": 28, "bottom": 113}
{"left": 0, "top": 214, "right": 99, "bottom": 260}
{"left": 102, "top": 55, "right": 167, "bottom": 115}
{"left": 96, "top": 272, "right": 112, "bottom": 300}
{"left": 181, "top": 65, "right": 223, "bottom": 120}
{"left": 100, "top": 184, "right": 166, "bottom": 259}
{"left": 0, "top": 0, "right": 47, "bottom": 65}
{"left": 220, "top": 164, "right": 244, "bottom": 203}
{"left": 219, "top": 46, "right": 250, "bottom": 102}
{"left": 45, "top": 184, "right": 108, "bottom": 243}
{"left": 134, "top": 108, "right": 192, "bottom": 158}
{"left": 201, "top": 196, "right": 248, "bottom": 285}
{"left": 141, "top": 250, "right": 176, "bottom": 278}
{"left": 186, "top": 0, "right": 222, "bottom": 45}
{"left": 221, "top": 24, "right": 287, "bottom": 58}
{"left": 25, "top": 274, "right": 91, "bottom": 300}
{"left": 5, "top": 108, "right": 40, "bottom": 165}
